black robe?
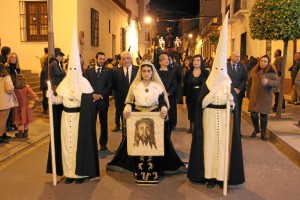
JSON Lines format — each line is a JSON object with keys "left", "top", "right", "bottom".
{"left": 187, "top": 84, "right": 245, "bottom": 185}
{"left": 107, "top": 94, "right": 186, "bottom": 179}
{"left": 46, "top": 93, "right": 100, "bottom": 178}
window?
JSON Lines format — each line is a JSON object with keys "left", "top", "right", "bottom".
{"left": 20, "top": 1, "right": 48, "bottom": 42}
{"left": 91, "top": 8, "right": 99, "bottom": 47}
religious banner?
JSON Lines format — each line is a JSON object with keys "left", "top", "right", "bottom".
{"left": 127, "top": 112, "right": 164, "bottom": 156}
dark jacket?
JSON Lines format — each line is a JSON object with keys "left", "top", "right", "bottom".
{"left": 40, "top": 59, "right": 48, "bottom": 91}
{"left": 49, "top": 57, "right": 66, "bottom": 90}
{"left": 227, "top": 62, "right": 248, "bottom": 97}
{"left": 248, "top": 67, "right": 278, "bottom": 114}
{"left": 112, "top": 65, "right": 139, "bottom": 103}
{"left": 84, "top": 65, "right": 112, "bottom": 102}
{"left": 182, "top": 69, "right": 209, "bottom": 103}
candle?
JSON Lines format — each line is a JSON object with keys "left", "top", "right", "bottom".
{"left": 47, "top": 80, "right": 57, "bottom": 185}
{"left": 47, "top": 80, "right": 51, "bottom": 91}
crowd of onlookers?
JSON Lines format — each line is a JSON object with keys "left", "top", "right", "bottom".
{"left": 1, "top": 45, "right": 300, "bottom": 146}
{"left": 0, "top": 46, "right": 39, "bottom": 145}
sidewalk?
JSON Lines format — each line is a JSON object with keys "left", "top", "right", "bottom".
{"left": 241, "top": 95, "right": 300, "bottom": 167}
{"left": 1, "top": 97, "right": 300, "bottom": 167}
{"left": 0, "top": 109, "right": 50, "bottom": 163}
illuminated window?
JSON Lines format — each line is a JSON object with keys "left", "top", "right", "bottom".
{"left": 20, "top": 1, "right": 48, "bottom": 42}
{"left": 91, "top": 8, "right": 99, "bottom": 47}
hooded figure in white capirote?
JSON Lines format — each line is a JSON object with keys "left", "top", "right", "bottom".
{"left": 187, "top": 13, "right": 245, "bottom": 186}
{"left": 46, "top": 24, "right": 100, "bottom": 183}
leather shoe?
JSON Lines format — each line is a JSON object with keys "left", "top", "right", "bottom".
{"left": 65, "top": 178, "right": 75, "bottom": 184}
{"left": 112, "top": 126, "right": 120, "bottom": 132}
{"left": 76, "top": 178, "right": 85, "bottom": 184}
{"left": 100, "top": 146, "right": 108, "bottom": 151}
{"left": 207, "top": 179, "right": 217, "bottom": 188}
{"left": 217, "top": 181, "right": 223, "bottom": 189}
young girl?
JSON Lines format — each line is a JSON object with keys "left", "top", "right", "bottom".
{"left": 12, "top": 75, "right": 39, "bottom": 138}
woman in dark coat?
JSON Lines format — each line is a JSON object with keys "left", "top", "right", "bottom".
{"left": 182, "top": 54, "right": 209, "bottom": 133}
{"left": 157, "top": 54, "right": 178, "bottom": 134}
{"left": 247, "top": 55, "right": 279, "bottom": 141}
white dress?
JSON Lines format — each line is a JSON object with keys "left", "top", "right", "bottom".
{"left": 202, "top": 89, "right": 227, "bottom": 181}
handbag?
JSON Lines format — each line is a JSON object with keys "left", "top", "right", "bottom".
{"left": 11, "top": 92, "right": 19, "bottom": 107}
{"left": 28, "top": 99, "right": 36, "bottom": 109}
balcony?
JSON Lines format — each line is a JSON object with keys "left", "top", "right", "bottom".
{"left": 233, "top": 0, "right": 249, "bottom": 20}
{"left": 200, "top": 14, "right": 221, "bottom": 37}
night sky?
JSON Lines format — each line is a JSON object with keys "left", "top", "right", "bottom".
{"left": 149, "top": 0, "right": 200, "bottom": 37}
{"left": 149, "top": 0, "right": 200, "bottom": 18}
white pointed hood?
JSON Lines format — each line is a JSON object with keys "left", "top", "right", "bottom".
{"left": 206, "top": 12, "right": 231, "bottom": 98}
{"left": 56, "top": 24, "right": 93, "bottom": 100}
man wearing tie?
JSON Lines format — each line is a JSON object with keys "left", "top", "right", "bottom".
{"left": 112, "top": 51, "right": 139, "bottom": 135}
{"left": 227, "top": 51, "right": 248, "bottom": 136}
{"left": 84, "top": 52, "right": 112, "bottom": 151}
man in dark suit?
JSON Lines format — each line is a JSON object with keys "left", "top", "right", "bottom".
{"left": 227, "top": 51, "right": 248, "bottom": 136}
{"left": 112, "top": 54, "right": 122, "bottom": 131}
{"left": 168, "top": 55, "right": 182, "bottom": 130}
{"left": 84, "top": 52, "right": 112, "bottom": 151}
{"left": 112, "top": 51, "right": 139, "bottom": 134}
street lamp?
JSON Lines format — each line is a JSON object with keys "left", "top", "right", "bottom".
{"left": 145, "top": 16, "right": 152, "bottom": 24}
{"left": 159, "top": 37, "right": 165, "bottom": 49}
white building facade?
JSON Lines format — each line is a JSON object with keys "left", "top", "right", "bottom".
{"left": 0, "top": 0, "right": 147, "bottom": 73}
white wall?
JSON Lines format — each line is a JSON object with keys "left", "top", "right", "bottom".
{"left": 77, "top": 0, "right": 128, "bottom": 62}
{"left": 0, "top": 0, "right": 129, "bottom": 73}
{"left": 0, "top": 1, "right": 48, "bottom": 73}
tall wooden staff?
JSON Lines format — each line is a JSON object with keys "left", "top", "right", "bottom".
{"left": 223, "top": 85, "right": 231, "bottom": 195}
{"left": 47, "top": 81, "right": 57, "bottom": 185}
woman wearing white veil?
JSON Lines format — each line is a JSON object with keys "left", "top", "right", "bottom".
{"left": 107, "top": 60, "right": 186, "bottom": 185}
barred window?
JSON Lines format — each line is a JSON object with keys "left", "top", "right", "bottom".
{"left": 20, "top": 1, "right": 48, "bottom": 42}
{"left": 91, "top": 8, "right": 99, "bottom": 47}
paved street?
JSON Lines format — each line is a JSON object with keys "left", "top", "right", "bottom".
{"left": 0, "top": 103, "right": 300, "bottom": 200}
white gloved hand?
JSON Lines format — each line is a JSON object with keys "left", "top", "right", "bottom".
{"left": 227, "top": 93, "right": 235, "bottom": 110}
{"left": 46, "top": 90, "right": 53, "bottom": 98}
{"left": 227, "top": 93, "right": 234, "bottom": 101}
{"left": 230, "top": 100, "right": 235, "bottom": 111}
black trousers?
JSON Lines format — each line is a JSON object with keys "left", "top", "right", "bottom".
{"left": 93, "top": 101, "right": 108, "bottom": 147}
{"left": 114, "top": 98, "right": 123, "bottom": 128}
{"left": 42, "top": 90, "right": 48, "bottom": 112}
{"left": 235, "top": 93, "right": 244, "bottom": 131}
{"left": 168, "top": 96, "right": 177, "bottom": 130}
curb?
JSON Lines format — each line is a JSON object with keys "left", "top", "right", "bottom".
{"left": 242, "top": 110, "right": 300, "bottom": 167}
